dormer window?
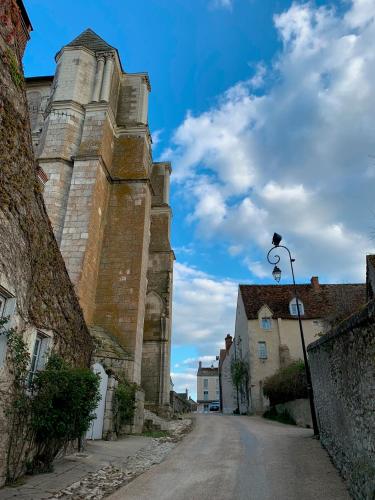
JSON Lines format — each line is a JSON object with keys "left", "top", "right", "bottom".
{"left": 261, "top": 317, "right": 272, "bottom": 330}
{"left": 289, "top": 298, "right": 304, "bottom": 316}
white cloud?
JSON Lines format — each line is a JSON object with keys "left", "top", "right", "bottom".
{"left": 151, "top": 129, "right": 163, "bottom": 147}
{"left": 210, "top": 0, "right": 233, "bottom": 10}
{"left": 164, "top": 0, "right": 375, "bottom": 282}
{"left": 172, "top": 262, "right": 237, "bottom": 352}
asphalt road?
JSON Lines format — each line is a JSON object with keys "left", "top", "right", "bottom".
{"left": 107, "top": 415, "right": 350, "bottom": 500}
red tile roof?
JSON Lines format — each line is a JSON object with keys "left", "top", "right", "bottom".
{"left": 239, "top": 280, "right": 366, "bottom": 320}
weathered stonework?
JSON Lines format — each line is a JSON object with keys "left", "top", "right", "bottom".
{"left": 0, "top": 2, "right": 92, "bottom": 486}
{"left": 25, "top": 28, "right": 174, "bottom": 429}
{"left": 308, "top": 300, "right": 375, "bottom": 499}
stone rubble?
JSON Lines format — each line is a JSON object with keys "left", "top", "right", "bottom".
{"left": 49, "top": 418, "right": 192, "bottom": 500}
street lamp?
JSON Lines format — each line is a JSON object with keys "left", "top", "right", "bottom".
{"left": 266, "top": 233, "right": 319, "bottom": 437}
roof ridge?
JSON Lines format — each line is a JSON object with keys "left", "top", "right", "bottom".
{"left": 66, "top": 28, "right": 115, "bottom": 53}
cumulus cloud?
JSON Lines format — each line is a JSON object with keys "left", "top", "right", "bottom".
{"left": 172, "top": 262, "right": 237, "bottom": 352}
{"left": 165, "top": 0, "right": 375, "bottom": 282}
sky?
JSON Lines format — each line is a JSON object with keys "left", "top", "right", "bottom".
{"left": 23, "top": 0, "right": 375, "bottom": 400}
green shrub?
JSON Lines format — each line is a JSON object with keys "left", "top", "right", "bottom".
{"left": 263, "top": 360, "right": 307, "bottom": 406}
{"left": 30, "top": 355, "right": 100, "bottom": 473}
{"left": 114, "top": 378, "right": 137, "bottom": 433}
{"left": 231, "top": 359, "right": 248, "bottom": 387}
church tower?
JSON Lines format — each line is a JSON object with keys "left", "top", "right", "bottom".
{"left": 26, "top": 29, "right": 174, "bottom": 420}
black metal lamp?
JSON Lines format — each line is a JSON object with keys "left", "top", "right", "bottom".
{"left": 272, "top": 265, "right": 282, "bottom": 283}
{"left": 272, "top": 232, "right": 282, "bottom": 246}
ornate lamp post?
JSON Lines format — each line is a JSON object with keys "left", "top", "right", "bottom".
{"left": 266, "top": 233, "right": 319, "bottom": 437}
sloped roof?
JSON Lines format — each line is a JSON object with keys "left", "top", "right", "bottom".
{"left": 197, "top": 366, "right": 219, "bottom": 376}
{"left": 66, "top": 28, "right": 115, "bottom": 53}
{"left": 239, "top": 281, "right": 366, "bottom": 320}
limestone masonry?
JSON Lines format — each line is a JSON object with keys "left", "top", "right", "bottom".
{"left": 25, "top": 29, "right": 174, "bottom": 420}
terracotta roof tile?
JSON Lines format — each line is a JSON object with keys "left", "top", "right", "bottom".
{"left": 239, "top": 280, "right": 366, "bottom": 320}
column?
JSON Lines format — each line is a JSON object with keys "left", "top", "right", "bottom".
{"left": 92, "top": 56, "right": 105, "bottom": 102}
{"left": 100, "top": 55, "right": 114, "bottom": 102}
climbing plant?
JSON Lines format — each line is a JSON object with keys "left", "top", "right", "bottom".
{"left": 0, "top": 319, "right": 100, "bottom": 481}
{"left": 231, "top": 359, "right": 248, "bottom": 388}
{"left": 0, "top": 317, "right": 34, "bottom": 484}
{"left": 113, "top": 376, "right": 137, "bottom": 434}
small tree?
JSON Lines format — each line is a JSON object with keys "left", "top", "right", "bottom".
{"left": 29, "top": 354, "right": 100, "bottom": 473}
{"left": 263, "top": 360, "right": 307, "bottom": 406}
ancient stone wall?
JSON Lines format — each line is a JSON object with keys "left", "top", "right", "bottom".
{"left": 308, "top": 300, "right": 375, "bottom": 499}
{"left": 0, "top": 5, "right": 92, "bottom": 485}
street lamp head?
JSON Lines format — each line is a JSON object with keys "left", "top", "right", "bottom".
{"left": 272, "top": 265, "right": 282, "bottom": 283}
{"left": 272, "top": 232, "right": 282, "bottom": 246}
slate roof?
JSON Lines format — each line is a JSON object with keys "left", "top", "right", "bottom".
{"left": 66, "top": 28, "right": 115, "bottom": 53}
{"left": 239, "top": 280, "right": 366, "bottom": 320}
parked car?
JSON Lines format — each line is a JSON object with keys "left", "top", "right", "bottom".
{"left": 209, "top": 402, "right": 220, "bottom": 412}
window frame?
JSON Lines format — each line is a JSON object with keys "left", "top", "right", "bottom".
{"left": 203, "top": 378, "right": 208, "bottom": 389}
{"left": 258, "top": 341, "right": 268, "bottom": 360}
{"left": 261, "top": 317, "right": 272, "bottom": 330}
{"left": 28, "top": 330, "right": 51, "bottom": 386}
{"left": 0, "top": 286, "right": 16, "bottom": 368}
{"left": 289, "top": 298, "right": 304, "bottom": 316}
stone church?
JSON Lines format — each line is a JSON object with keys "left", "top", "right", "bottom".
{"left": 25, "top": 29, "right": 174, "bottom": 424}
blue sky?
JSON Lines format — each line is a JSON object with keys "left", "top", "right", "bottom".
{"left": 24, "top": 0, "right": 375, "bottom": 399}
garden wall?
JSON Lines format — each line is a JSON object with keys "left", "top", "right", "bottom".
{"left": 308, "top": 300, "right": 375, "bottom": 499}
{"left": 275, "top": 399, "right": 312, "bottom": 428}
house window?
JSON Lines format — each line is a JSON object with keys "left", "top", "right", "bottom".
{"left": 0, "top": 287, "right": 16, "bottom": 367}
{"left": 261, "top": 317, "right": 272, "bottom": 329}
{"left": 289, "top": 298, "right": 304, "bottom": 316}
{"left": 203, "top": 378, "right": 208, "bottom": 389}
{"left": 203, "top": 390, "right": 209, "bottom": 401}
{"left": 28, "top": 332, "right": 50, "bottom": 385}
{"left": 258, "top": 341, "right": 268, "bottom": 360}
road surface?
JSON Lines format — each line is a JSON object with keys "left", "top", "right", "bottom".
{"left": 107, "top": 414, "right": 350, "bottom": 500}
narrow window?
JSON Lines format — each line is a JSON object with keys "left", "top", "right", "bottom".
{"left": 261, "top": 317, "right": 272, "bottom": 329}
{"left": 0, "top": 287, "right": 16, "bottom": 367}
{"left": 28, "top": 332, "right": 50, "bottom": 385}
{"left": 203, "top": 378, "right": 208, "bottom": 389}
{"left": 258, "top": 341, "right": 268, "bottom": 360}
{"left": 289, "top": 298, "right": 304, "bottom": 316}
{"left": 203, "top": 390, "right": 209, "bottom": 401}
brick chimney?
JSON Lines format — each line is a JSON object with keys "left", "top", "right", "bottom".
{"left": 225, "top": 334, "right": 233, "bottom": 351}
{"left": 311, "top": 276, "right": 320, "bottom": 291}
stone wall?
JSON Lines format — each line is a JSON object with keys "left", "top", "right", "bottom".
{"left": 275, "top": 399, "right": 312, "bottom": 428}
{"left": 0, "top": 3, "right": 92, "bottom": 486}
{"left": 308, "top": 300, "right": 375, "bottom": 499}
{"left": 170, "top": 392, "right": 192, "bottom": 414}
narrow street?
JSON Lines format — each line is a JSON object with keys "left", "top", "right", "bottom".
{"left": 108, "top": 415, "right": 350, "bottom": 500}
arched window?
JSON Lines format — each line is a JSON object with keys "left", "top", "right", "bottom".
{"left": 289, "top": 298, "right": 304, "bottom": 316}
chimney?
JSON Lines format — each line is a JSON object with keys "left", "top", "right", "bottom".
{"left": 225, "top": 334, "right": 233, "bottom": 351}
{"left": 311, "top": 276, "right": 320, "bottom": 291}
{"left": 198, "top": 361, "right": 202, "bottom": 370}
{"left": 186, "top": 388, "right": 188, "bottom": 397}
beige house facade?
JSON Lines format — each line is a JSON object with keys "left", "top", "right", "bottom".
{"left": 221, "top": 277, "right": 366, "bottom": 414}
{"left": 197, "top": 363, "right": 220, "bottom": 412}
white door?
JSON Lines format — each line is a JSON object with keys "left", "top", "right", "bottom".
{"left": 86, "top": 363, "right": 108, "bottom": 440}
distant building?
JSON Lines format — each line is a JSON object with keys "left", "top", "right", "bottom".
{"left": 170, "top": 388, "right": 197, "bottom": 414}
{"left": 197, "top": 362, "right": 220, "bottom": 412}
{"left": 220, "top": 276, "right": 366, "bottom": 415}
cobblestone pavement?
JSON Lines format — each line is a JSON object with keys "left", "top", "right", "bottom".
{"left": 107, "top": 415, "right": 351, "bottom": 500}
{"left": 51, "top": 418, "right": 192, "bottom": 500}
{"left": 0, "top": 418, "right": 192, "bottom": 500}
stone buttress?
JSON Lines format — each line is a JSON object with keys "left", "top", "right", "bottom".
{"left": 26, "top": 29, "right": 174, "bottom": 426}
